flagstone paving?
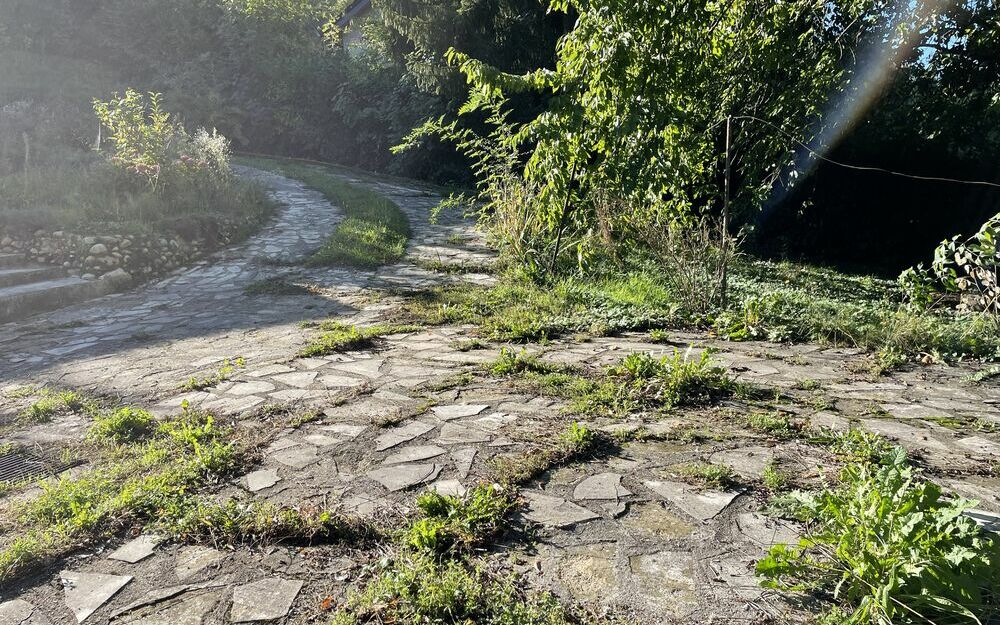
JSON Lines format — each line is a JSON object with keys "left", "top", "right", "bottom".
{"left": 1, "top": 168, "right": 998, "bottom": 624}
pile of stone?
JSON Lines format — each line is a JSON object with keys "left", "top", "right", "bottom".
{"left": 0, "top": 229, "right": 207, "bottom": 281}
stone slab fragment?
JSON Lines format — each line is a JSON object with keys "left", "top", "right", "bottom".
{"left": 366, "top": 463, "right": 443, "bottom": 491}
{"left": 108, "top": 534, "right": 163, "bottom": 563}
{"left": 374, "top": 421, "right": 435, "bottom": 451}
{"left": 523, "top": 491, "right": 599, "bottom": 528}
{"left": 61, "top": 570, "right": 133, "bottom": 623}
{"left": 643, "top": 480, "right": 740, "bottom": 522}
{"left": 230, "top": 578, "right": 303, "bottom": 623}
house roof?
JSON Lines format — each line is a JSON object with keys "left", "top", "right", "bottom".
{"left": 335, "top": 0, "right": 372, "bottom": 27}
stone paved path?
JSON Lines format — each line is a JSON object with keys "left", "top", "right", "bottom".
{"left": 1, "top": 167, "right": 998, "bottom": 624}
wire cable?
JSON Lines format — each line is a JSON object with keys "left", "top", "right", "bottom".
{"left": 732, "top": 114, "right": 1000, "bottom": 189}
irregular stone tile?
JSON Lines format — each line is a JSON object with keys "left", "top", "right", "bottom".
{"left": 643, "top": 480, "right": 740, "bottom": 522}
{"left": 329, "top": 358, "right": 385, "bottom": 377}
{"left": 431, "top": 404, "right": 490, "bottom": 420}
{"left": 431, "top": 479, "right": 467, "bottom": 497}
{"left": 302, "top": 434, "right": 342, "bottom": 447}
{"left": 199, "top": 395, "right": 264, "bottom": 415}
{"left": 523, "top": 492, "right": 600, "bottom": 528}
{"left": 61, "top": 570, "right": 133, "bottom": 623}
{"left": 488, "top": 436, "right": 515, "bottom": 447}
{"left": 383, "top": 444, "right": 447, "bottom": 465}
{"left": 374, "top": 421, "right": 436, "bottom": 451}
{"left": 322, "top": 423, "right": 367, "bottom": 439}
{"left": 708, "top": 446, "right": 775, "bottom": 479}
{"left": 319, "top": 374, "right": 365, "bottom": 388}
{"left": 271, "top": 371, "right": 318, "bottom": 388}
{"left": 366, "top": 463, "right": 443, "bottom": 491}
{"left": 734, "top": 512, "right": 799, "bottom": 547}
{"left": 266, "top": 437, "right": 298, "bottom": 452}
{"left": 246, "top": 469, "right": 281, "bottom": 492}
{"left": 0, "top": 600, "right": 51, "bottom": 625}
{"left": 227, "top": 381, "right": 276, "bottom": 396}
{"left": 627, "top": 551, "right": 697, "bottom": 616}
{"left": 175, "top": 546, "right": 227, "bottom": 581}
{"left": 436, "top": 423, "right": 490, "bottom": 445}
{"left": 451, "top": 448, "right": 477, "bottom": 479}
{"left": 881, "top": 402, "right": 953, "bottom": 420}
{"left": 116, "top": 588, "right": 222, "bottom": 625}
{"left": 229, "top": 578, "right": 303, "bottom": 623}
{"left": 471, "top": 413, "right": 517, "bottom": 432}
{"left": 861, "top": 419, "right": 952, "bottom": 452}
{"left": 248, "top": 364, "right": 295, "bottom": 378}
{"left": 557, "top": 544, "right": 618, "bottom": 604}
{"left": 809, "top": 411, "right": 850, "bottom": 432}
{"left": 268, "top": 389, "right": 319, "bottom": 402}
{"left": 621, "top": 502, "right": 694, "bottom": 538}
{"left": 956, "top": 436, "right": 1000, "bottom": 457}
{"left": 271, "top": 445, "right": 320, "bottom": 469}
{"left": 573, "top": 473, "right": 631, "bottom": 501}
{"left": 108, "top": 534, "right": 163, "bottom": 563}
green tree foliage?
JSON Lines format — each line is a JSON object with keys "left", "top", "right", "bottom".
{"left": 418, "top": 0, "right": 889, "bottom": 230}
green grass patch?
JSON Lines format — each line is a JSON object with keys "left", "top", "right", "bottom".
{"left": 298, "top": 322, "right": 421, "bottom": 357}
{"left": 745, "top": 411, "right": 800, "bottom": 438}
{"left": 489, "top": 421, "right": 596, "bottom": 485}
{"left": 671, "top": 462, "right": 736, "bottom": 489}
{"left": 86, "top": 407, "right": 155, "bottom": 444}
{"left": 181, "top": 357, "right": 245, "bottom": 391}
{"left": 403, "top": 484, "right": 514, "bottom": 554}
{"left": 20, "top": 389, "right": 93, "bottom": 424}
{"left": 240, "top": 157, "right": 411, "bottom": 268}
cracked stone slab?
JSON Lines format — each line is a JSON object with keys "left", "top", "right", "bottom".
{"left": 436, "top": 422, "right": 491, "bottom": 445}
{"left": 271, "top": 444, "right": 320, "bottom": 469}
{"left": 383, "top": 444, "right": 447, "bottom": 465}
{"left": 226, "top": 381, "right": 276, "bottom": 396}
{"left": 0, "top": 600, "right": 51, "bottom": 625}
{"left": 302, "top": 433, "right": 343, "bottom": 447}
{"left": 573, "top": 473, "right": 631, "bottom": 501}
{"left": 108, "top": 534, "right": 163, "bottom": 563}
{"left": 523, "top": 491, "right": 600, "bottom": 528}
{"left": 271, "top": 371, "right": 318, "bottom": 388}
{"left": 322, "top": 423, "right": 367, "bottom": 439}
{"left": 115, "top": 588, "right": 223, "bottom": 625}
{"left": 643, "top": 480, "right": 741, "bottom": 522}
{"left": 431, "top": 479, "right": 467, "bottom": 497}
{"left": 175, "top": 546, "right": 227, "bottom": 581}
{"left": 451, "top": 448, "right": 477, "bottom": 479}
{"left": 374, "top": 421, "right": 436, "bottom": 451}
{"left": 61, "top": 570, "right": 133, "bottom": 623}
{"left": 246, "top": 468, "right": 282, "bottom": 492}
{"left": 366, "top": 463, "right": 444, "bottom": 491}
{"left": 230, "top": 578, "right": 304, "bottom": 623}
{"left": 431, "top": 404, "right": 490, "bottom": 420}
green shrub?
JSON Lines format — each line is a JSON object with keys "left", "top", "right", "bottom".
{"left": 757, "top": 448, "right": 1000, "bottom": 624}
{"left": 87, "top": 407, "right": 155, "bottom": 444}
{"left": 404, "top": 484, "right": 514, "bottom": 553}
{"left": 20, "top": 390, "right": 90, "bottom": 424}
{"left": 577, "top": 349, "right": 734, "bottom": 416}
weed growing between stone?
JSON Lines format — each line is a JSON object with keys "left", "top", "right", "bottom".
{"left": 244, "top": 277, "right": 319, "bottom": 296}
{"left": 181, "top": 357, "right": 245, "bottom": 391}
{"left": 331, "top": 484, "right": 570, "bottom": 625}
{"left": 19, "top": 389, "right": 92, "bottom": 424}
{"left": 299, "top": 321, "right": 422, "bottom": 357}
{"left": 0, "top": 404, "right": 352, "bottom": 584}
{"left": 758, "top": 443, "right": 1000, "bottom": 624}
{"left": 671, "top": 462, "right": 736, "bottom": 489}
{"left": 745, "top": 411, "right": 801, "bottom": 439}
{"left": 488, "top": 421, "right": 596, "bottom": 485}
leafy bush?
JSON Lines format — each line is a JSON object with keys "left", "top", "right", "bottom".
{"left": 404, "top": 484, "right": 514, "bottom": 554}
{"left": 579, "top": 349, "right": 734, "bottom": 416}
{"left": 757, "top": 448, "right": 1000, "bottom": 624}
{"left": 87, "top": 407, "right": 155, "bottom": 444}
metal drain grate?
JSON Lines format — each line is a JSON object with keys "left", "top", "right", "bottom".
{"left": 0, "top": 450, "right": 54, "bottom": 484}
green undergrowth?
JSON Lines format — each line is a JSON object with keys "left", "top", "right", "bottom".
{"left": 0, "top": 403, "right": 351, "bottom": 584}
{"left": 395, "top": 260, "right": 1000, "bottom": 368}
{"left": 488, "top": 421, "right": 596, "bottom": 485}
{"left": 18, "top": 389, "right": 94, "bottom": 424}
{"left": 332, "top": 484, "right": 569, "bottom": 625}
{"left": 241, "top": 157, "right": 411, "bottom": 268}
{"left": 486, "top": 348, "right": 741, "bottom": 419}
{"left": 759, "top": 433, "right": 1000, "bottom": 624}
{"left": 299, "top": 321, "right": 421, "bottom": 357}
{"left": 182, "top": 357, "right": 245, "bottom": 391}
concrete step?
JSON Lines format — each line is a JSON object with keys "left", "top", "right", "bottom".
{"left": 0, "top": 253, "right": 25, "bottom": 268}
{"left": 0, "top": 277, "right": 114, "bottom": 323}
{"left": 0, "top": 266, "right": 65, "bottom": 289}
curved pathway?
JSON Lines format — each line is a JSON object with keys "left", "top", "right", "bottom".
{"left": 1, "top": 167, "right": 998, "bottom": 625}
